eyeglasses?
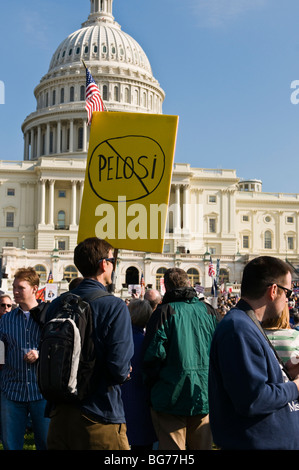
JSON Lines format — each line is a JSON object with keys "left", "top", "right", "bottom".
{"left": 276, "top": 284, "right": 293, "bottom": 299}
{"left": 0, "top": 303, "right": 12, "bottom": 308}
{"left": 98, "top": 257, "right": 115, "bottom": 265}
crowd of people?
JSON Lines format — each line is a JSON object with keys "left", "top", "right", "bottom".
{"left": 0, "top": 240, "right": 299, "bottom": 451}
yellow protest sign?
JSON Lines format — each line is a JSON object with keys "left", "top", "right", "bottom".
{"left": 78, "top": 112, "right": 179, "bottom": 253}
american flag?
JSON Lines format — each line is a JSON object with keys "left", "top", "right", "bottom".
{"left": 140, "top": 273, "right": 145, "bottom": 296}
{"left": 36, "top": 287, "right": 45, "bottom": 301}
{"left": 208, "top": 256, "right": 216, "bottom": 277}
{"left": 85, "top": 67, "right": 106, "bottom": 125}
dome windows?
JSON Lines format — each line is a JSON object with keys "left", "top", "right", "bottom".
{"left": 114, "top": 86, "right": 119, "bottom": 102}
{"left": 76, "top": 47, "right": 80, "bottom": 55}
{"left": 102, "top": 85, "right": 108, "bottom": 100}
{"left": 125, "top": 88, "right": 130, "bottom": 104}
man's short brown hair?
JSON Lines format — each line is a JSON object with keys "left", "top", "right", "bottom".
{"left": 241, "top": 256, "right": 292, "bottom": 300}
{"left": 164, "top": 268, "right": 190, "bottom": 291}
{"left": 74, "top": 237, "right": 113, "bottom": 277}
{"left": 14, "top": 267, "right": 40, "bottom": 288}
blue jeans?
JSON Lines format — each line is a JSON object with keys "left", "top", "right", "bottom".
{"left": 1, "top": 393, "right": 50, "bottom": 450}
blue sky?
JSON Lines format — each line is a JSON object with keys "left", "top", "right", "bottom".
{"left": 1, "top": 0, "right": 299, "bottom": 193}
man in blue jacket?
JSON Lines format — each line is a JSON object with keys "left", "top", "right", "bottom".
{"left": 46, "top": 237, "right": 134, "bottom": 450}
{"left": 209, "top": 256, "right": 299, "bottom": 450}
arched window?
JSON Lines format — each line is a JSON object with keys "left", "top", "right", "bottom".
{"left": 114, "top": 86, "right": 119, "bottom": 102}
{"left": 125, "top": 88, "right": 130, "bottom": 103}
{"left": 70, "top": 86, "right": 74, "bottom": 102}
{"left": 64, "top": 265, "right": 78, "bottom": 282}
{"left": 125, "top": 266, "right": 139, "bottom": 286}
{"left": 156, "top": 267, "right": 167, "bottom": 291}
{"left": 103, "top": 85, "right": 108, "bottom": 100}
{"left": 80, "top": 85, "right": 85, "bottom": 101}
{"left": 34, "top": 264, "right": 47, "bottom": 283}
{"left": 187, "top": 268, "right": 200, "bottom": 287}
{"left": 78, "top": 127, "right": 83, "bottom": 150}
{"left": 264, "top": 231, "right": 272, "bottom": 249}
{"left": 60, "top": 88, "right": 64, "bottom": 104}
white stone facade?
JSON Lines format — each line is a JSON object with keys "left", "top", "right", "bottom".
{"left": 0, "top": 0, "right": 299, "bottom": 297}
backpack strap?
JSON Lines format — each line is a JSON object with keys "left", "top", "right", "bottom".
{"left": 236, "top": 299, "right": 292, "bottom": 381}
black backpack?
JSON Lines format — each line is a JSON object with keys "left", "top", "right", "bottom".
{"left": 37, "top": 289, "right": 110, "bottom": 403}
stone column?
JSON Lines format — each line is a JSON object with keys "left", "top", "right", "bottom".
{"left": 30, "top": 129, "right": 34, "bottom": 159}
{"left": 46, "top": 123, "right": 50, "bottom": 156}
{"left": 83, "top": 121, "right": 87, "bottom": 152}
{"left": 182, "top": 185, "right": 190, "bottom": 234}
{"left": 37, "top": 126, "right": 41, "bottom": 158}
{"left": 39, "top": 179, "right": 46, "bottom": 225}
{"left": 174, "top": 185, "right": 181, "bottom": 234}
{"left": 71, "top": 180, "right": 77, "bottom": 226}
{"left": 69, "top": 120, "right": 74, "bottom": 153}
{"left": 57, "top": 121, "right": 61, "bottom": 154}
{"left": 24, "top": 132, "right": 29, "bottom": 160}
{"left": 48, "top": 180, "right": 55, "bottom": 226}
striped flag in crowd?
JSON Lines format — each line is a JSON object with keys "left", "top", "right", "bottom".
{"left": 85, "top": 67, "right": 106, "bottom": 125}
{"left": 47, "top": 270, "right": 53, "bottom": 283}
{"left": 208, "top": 256, "right": 216, "bottom": 277}
{"left": 36, "top": 288, "right": 45, "bottom": 301}
{"left": 140, "top": 273, "right": 145, "bottom": 296}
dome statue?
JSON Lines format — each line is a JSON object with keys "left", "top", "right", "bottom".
{"left": 22, "top": 0, "right": 165, "bottom": 161}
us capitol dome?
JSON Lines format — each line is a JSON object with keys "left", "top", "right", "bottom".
{"left": 21, "top": 0, "right": 165, "bottom": 161}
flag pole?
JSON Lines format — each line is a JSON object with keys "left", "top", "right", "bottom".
{"left": 108, "top": 248, "right": 118, "bottom": 294}
{"left": 82, "top": 59, "right": 87, "bottom": 70}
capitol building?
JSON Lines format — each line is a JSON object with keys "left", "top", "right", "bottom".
{"left": 1, "top": 0, "right": 299, "bottom": 297}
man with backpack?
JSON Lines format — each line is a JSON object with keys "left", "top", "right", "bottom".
{"left": 45, "top": 237, "right": 134, "bottom": 450}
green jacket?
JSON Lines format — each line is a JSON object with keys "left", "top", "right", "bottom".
{"left": 143, "top": 287, "right": 217, "bottom": 416}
